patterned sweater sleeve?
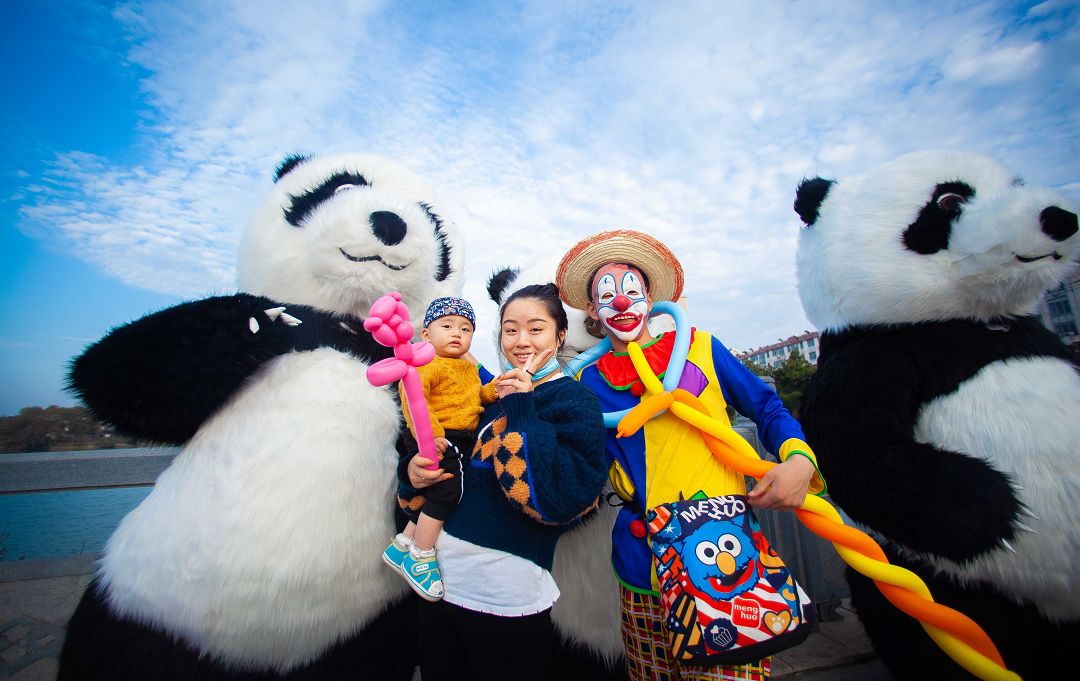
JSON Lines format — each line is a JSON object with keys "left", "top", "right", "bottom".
{"left": 493, "top": 381, "right": 608, "bottom": 525}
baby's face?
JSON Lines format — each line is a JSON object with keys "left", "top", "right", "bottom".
{"left": 422, "top": 314, "right": 474, "bottom": 359}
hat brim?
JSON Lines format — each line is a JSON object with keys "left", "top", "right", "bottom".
{"left": 556, "top": 230, "right": 684, "bottom": 310}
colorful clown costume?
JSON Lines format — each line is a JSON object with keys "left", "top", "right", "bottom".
{"left": 577, "top": 328, "right": 825, "bottom": 597}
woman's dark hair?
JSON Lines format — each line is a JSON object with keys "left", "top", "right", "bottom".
{"left": 501, "top": 283, "right": 569, "bottom": 338}
{"left": 586, "top": 263, "right": 650, "bottom": 303}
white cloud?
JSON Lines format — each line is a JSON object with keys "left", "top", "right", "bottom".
{"left": 943, "top": 40, "right": 1044, "bottom": 85}
{"left": 16, "top": 0, "right": 1080, "bottom": 359}
{"left": 0, "top": 339, "right": 37, "bottom": 349}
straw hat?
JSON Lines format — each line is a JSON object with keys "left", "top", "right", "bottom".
{"left": 556, "top": 230, "right": 684, "bottom": 311}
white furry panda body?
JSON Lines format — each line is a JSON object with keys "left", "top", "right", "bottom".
{"left": 61, "top": 153, "right": 463, "bottom": 680}
{"left": 101, "top": 350, "right": 404, "bottom": 669}
{"left": 913, "top": 355, "right": 1080, "bottom": 621}
{"left": 795, "top": 151, "right": 1080, "bottom": 679}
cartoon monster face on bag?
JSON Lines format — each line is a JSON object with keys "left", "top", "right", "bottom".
{"left": 675, "top": 516, "right": 760, "bottom": 602}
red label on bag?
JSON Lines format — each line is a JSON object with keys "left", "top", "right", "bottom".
{"left": 731, "top": 597, "right": 760, "bottom": 627}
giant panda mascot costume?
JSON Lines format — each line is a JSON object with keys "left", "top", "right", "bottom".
{"left": 59, "top": 153, "right": 464, "bottom": 680}
{"left": 793, "top": 151, "right": 1080, "bottom": 680}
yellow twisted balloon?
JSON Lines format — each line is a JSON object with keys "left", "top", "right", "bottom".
{"left": 620, "top": 342, "right": 1021, "bottom": 681}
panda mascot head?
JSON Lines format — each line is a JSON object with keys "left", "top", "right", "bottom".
{"left": 794, "top": 151, "right": 1080, "bottom": 680}
{"left": 60, "top": 153, "right": 463, "bottom": 681}
{"left": 241, "top": 152, "right": 462, "bottom": 315}
{"left": 796, "top": 150, "right": 1079, "bottom": 329}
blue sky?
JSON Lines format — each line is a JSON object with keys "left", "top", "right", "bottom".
{"left": 2, "top": 0, "right": 1078, "bottom": 416}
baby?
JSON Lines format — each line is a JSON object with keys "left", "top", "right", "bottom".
{"left": 382, "top": 297, "right": 495, "bottom": 600}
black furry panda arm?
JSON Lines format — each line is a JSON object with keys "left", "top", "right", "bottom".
{"left": 68, "top": 294, "right": 388, "bottom": 444}
{"left": 800, "top": 338, "right": 1019, "bottom": 562}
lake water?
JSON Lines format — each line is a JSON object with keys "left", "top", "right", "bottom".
{"left": 0, "top": 486, "right": 152, "bottom": 561}
{"left": 0, "top": 447, "right": 170, "bottom": 562}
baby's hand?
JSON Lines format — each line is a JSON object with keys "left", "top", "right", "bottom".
{"left": 435, "top": 437, "right": 450, "bottom": 454}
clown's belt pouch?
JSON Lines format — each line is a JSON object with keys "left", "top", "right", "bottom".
{"left": 647, "top": 495, "right": 813, "bottom": 666}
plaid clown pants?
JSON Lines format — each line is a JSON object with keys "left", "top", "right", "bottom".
{"left": 620, "top": 585, "right": 771, "bottom": 681}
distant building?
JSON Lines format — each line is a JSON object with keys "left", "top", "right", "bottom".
{"left": 1037, "top": 272, "right": 1080, "bottom": 346}
{"left": 739, "top": 331, "right": 820, "bottom": 369}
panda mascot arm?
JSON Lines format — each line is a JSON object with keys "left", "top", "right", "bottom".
{"left": 69, "top": 294, "right": 385, "bottom": 443}
{"left": 799, "top": 332, "right": 1020, "bottom": 562}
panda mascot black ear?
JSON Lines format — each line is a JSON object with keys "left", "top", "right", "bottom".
{"left": 274, "top": 153, "right": 312, "bottom": 182}
{"left": 487, "top": 267, "right": 521, "bottom": 304}
{"left": 794, "top": 177, "right": 835, "bottom": 226}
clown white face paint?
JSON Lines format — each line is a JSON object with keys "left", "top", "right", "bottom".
{"left": 591, "top": 264, "right": 651, "bottom": 342}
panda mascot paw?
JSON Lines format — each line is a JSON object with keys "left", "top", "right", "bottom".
{"left": 794, "top": 151, "right": 1080, "bottom": 680}
{"left": 59, "top": 153, "right": 464, "bottom": 681}
{"left": 487, "top": 261, "right": 628, "bottom": 680}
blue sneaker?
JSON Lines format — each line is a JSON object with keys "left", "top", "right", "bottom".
{"left": 401, "top": 548, "right": 444, "bottom": 601}
{"left": 382, "top": 536, "right": 410, "bottom": 574}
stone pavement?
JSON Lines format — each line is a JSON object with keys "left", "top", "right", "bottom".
{"left": 0, "top": 558, "right": 93, "bottom": 681}
{"left": 0, "top": 560, "right": 883, "bottom": 680}
{"left": 772, "top": 600, "right": 885, "bottom": 679}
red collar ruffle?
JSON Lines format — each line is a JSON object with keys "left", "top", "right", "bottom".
{"left": 597, "top": 330, "right": 693, "bottom": 396}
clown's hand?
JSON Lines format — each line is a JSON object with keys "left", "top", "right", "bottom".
{"left": 747, "top": 454, "right": 815, "bottom": 510}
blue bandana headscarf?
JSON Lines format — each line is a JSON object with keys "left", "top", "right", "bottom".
{"left": 423, "top": 297, "right": 476, "bottom": 327}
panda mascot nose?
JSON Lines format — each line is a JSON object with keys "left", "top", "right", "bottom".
{"left": 370, "top": 210, "right": 407, "bottom": 246}
{"left": 1040, "top": 206, "right": 1078, "bottom": 242}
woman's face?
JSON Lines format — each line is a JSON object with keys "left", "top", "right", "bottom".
{"left": 500, "top": 297, "right": 564, "bottom": 369}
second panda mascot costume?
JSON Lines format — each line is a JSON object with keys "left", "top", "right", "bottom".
{"left": 794, "top": 151, "right": 1080, "bottom": 680}
{"left": 59, "top": 154, "right": 625, "bottom": 680}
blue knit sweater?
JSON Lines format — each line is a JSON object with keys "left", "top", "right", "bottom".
{"left": 398, "top": 376, "right": 607, "bottom": 571}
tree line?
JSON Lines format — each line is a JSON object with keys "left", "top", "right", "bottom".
{"left": 742, "top": 350, "right": 816, "bottom": 418}
{"left": 0, "top": 405, "right": 144, "bottom": 454}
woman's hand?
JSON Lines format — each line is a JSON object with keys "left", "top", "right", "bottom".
{"left": 407, "top": 452, "right": 454, "bottom": 488}
{"left": 494, "top": 348, "right": 554, "bottom": 399}
{"left": 747, "top": 454, "right": 815, "bottom": 510}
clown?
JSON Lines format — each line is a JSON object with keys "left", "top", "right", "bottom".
{"left": 556, "top": 230, "right": 825, "bottom": 681}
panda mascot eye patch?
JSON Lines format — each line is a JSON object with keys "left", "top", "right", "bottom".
{"left": 901, "top": 181, "right": 975, "bottom": 255}
{"left": 794, "top": 150, "right": 1080, "bottom": 681}
{"left": 284, "top": 171, "right": 371, "bottom": 226}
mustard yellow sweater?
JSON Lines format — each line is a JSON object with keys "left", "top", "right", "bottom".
{"left": 400, "top": 356, "right": 497, "bottom": 438}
